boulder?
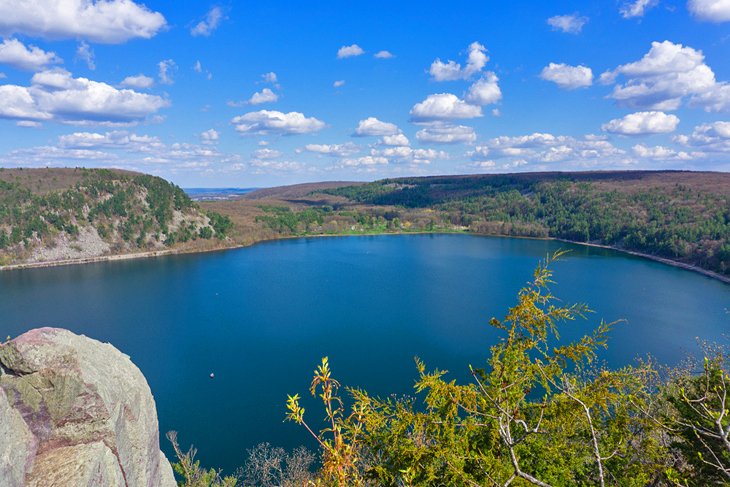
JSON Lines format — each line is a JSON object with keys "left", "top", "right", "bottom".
{"left": 0, "top": 328, "right": 176, "bottom": 487}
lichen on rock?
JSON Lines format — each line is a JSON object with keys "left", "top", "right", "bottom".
{"left": 0, "top": 328, "right": 176, "bottom": 487}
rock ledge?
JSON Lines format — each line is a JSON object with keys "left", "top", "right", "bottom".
{"left": 0, "top": 327, "right": 176, "bottom": 487}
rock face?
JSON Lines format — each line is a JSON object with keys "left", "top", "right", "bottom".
{"left": 0, "top": 328, "right": 176, "bottom": 487}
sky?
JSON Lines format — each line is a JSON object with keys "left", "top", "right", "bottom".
{"left": 0, "top": 0, "right": 729, "bottom": 187}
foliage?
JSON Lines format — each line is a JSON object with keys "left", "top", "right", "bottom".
{"left": 166, "top": 253, "right": 729, "bottom": 485}
{"left": 237, "top": 443, "right": 315, "bottom": 487}
{"left": 168, "top": 431, "right": 239, "bottom": 487}
{"left": 325, "top": 175, "right": 730, "bottom": 276}
{"left": 0, "top": 169, "right": 229, "bottom": 264}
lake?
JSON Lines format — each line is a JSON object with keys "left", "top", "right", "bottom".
{"left": 1, "top": 234, "right": 728, "bottom": 473}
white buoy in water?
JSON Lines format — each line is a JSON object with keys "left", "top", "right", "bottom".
{"left": 210, "top": 373, "right": 215, "bottom": 379}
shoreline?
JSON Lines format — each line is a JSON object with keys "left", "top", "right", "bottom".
{"left": 1, "top": 231, "right": 728, "bottom": 285}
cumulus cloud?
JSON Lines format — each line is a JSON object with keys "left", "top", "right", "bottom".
{"left": 120, "top": 74, "right": 154, "bottom": 89}
{"left": 0, "top": 38, "right": 62, "bottom": 71}
{"left": 232, "top": 110, "right": 326, "bottom": 136}
{"left": 429, "top": 42, "right": 488, "bottom": 81}
{"left": 540, "top": 63, "right": 593, "bottom": 89}
{"left": 473, "top": 132, "right": 626, "bottom": 167}
{"left": 3, "top": 129, "right": 244, "bottom": 172}
{"left": 58, "top": 130, "right": 164, "bottom": 151}
{"left": 200, "top": 128, "right": 219, "bottom": 144}
{"left": 620, "top": 0, "right": 659, "bottom": 18}
{"left": 248, "top": 87, "right": 278, "bottom": 105}
{"left": 632, "top": 143, "right": 695, "bottom": 160}
{"left": 252, "top": 148, "right": 282, "bottom": 159}
{"left": 547, "top": 14, "right": 588, "bottom": 34}
{"left": 262, "top": 72, "right": 277, "bottom": 83}
{"left": 333, "top": 80, "right": 345, "bottom": 88}
{"left": 674, "top": 121, "right": 730, "bottom": 153}
{"left": 367, "top": 146, "right": 448, "bottom": 166}
{"left": 304, "top": 143, "right": 359, "bottom": 157}
{"left": 75, "top": 41, "right": 95, "bottom": 70}
{"left": 602, "top": 111, "right": 680, "bottom": 135}
{"left": 601, "top": 41, "right": 730, "bottom": 111}
{"left": 353, "top": 117, "right": 401, "bottom": 136}
{"left": 416, "top": 124, "right": 476, "bottom": 144}
{"left": 410, "top": 93, "right": 482, "bottom": 122}
{"left": 191, "top": 6, "right": 224, "bottom": 36}
{"left": 337, "top": 44, "right": 365, "bottom": 59}
{"left": 374, "top": 50, "right": 394, "bottom": 59}
{"left": 0, "top": 0, "right": 166, "bottom": 43}
{"left": 0, "top": 68, "right": 169, "bottom": 124}
{"left": 381, "top": 134, "right": 410, "bottom": 146}
{"left": 465, "top": 72, "right": 502, "bottom": 105}
{"left": 688, "top": 0, "right": 730, "bottom": 22}
{"left": 158, "top": 59, "right": 176, "bottom": 85}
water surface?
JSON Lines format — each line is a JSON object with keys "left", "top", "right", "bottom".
{"left": 1, "top": 234, "right": 728, "bottom": 472}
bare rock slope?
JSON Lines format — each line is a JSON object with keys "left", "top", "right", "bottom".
{"left": 0, "top": 328, "right": 176, "bottom": 487}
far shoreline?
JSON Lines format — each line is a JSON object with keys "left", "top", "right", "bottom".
{"left": 1, "top": 231, "right": 729, "bottom": 286}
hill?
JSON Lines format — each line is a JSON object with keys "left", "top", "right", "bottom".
{"left": 0, "top": 168, "right": 232, "bottom": 267}
{"left": 323, "top": 170, "right": 730, "bottom": 276}
{"left": 199, "top": 170, "right": 730, "bottom": 279}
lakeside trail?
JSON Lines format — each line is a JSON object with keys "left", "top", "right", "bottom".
{"left": 1, "top": 232, "right": 729, "bottom": 285}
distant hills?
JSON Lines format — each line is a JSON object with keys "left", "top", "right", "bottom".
{"left": 2, "top": 169, "right": 728, "bottom": 279}
{"left": 0, "top": 168, "right": 231, "bottom": 268}
{"left": 203, "top": 170, "right": 730, "bottom": 279}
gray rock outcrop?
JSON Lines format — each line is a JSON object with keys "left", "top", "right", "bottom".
{"left": 0, "top": 327, "right": 176, "bottom": 486}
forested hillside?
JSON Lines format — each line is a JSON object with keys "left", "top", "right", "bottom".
{"left": 323, "top": 171, "right": 730, "bottom": 276}
{"left": 0, "top": 168, "right": 231, "bottom": 266}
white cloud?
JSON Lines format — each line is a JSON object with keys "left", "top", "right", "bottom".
{"left": 381, "top": 134, "right": 410, "bottom": 146}
{"left": 688, "top": 0, "right": 730, "bottom": 22}
{"left": 540, "top": 63, "right": 593, "bottom": 89}
{"left": 232, "top": 110, "right": 326, "bottom": 136}
{"left": 75, "top": 41, "right": 95, "bottom": 70}
{"left": 0, "top": 0, "right": 166, "bottom": 43}
{"left": 338, "top": 155, "right": 389, "bottom": 168}
{"left": 465, "top": 72, "right": 502, "bottom": 105}
{"left": 194, "top": 60, "right": 202, "bottom": 73}
{"left": 0, "top": 69, "right": 169, "bottom": 124}
{"left": 353, "top": 117, "right": 400, "bottom": 136}
{"left": 602, "top": 111, "right": 680, "bottom": 134}
{"left": 410, "top": 93, "right": 482, "bottom": 122}
{"left": 158, "top": 59, "right": 176, "bottom": 85}
{"left": 374, "top": 50, "right": 394, "bottom": 59}
{"left": 632, "top": 143, "right": 695, "bottom": 160}
{"left": 674, "top": 121, "right": 730, "bottom": 153}
{"left": 17, "top": 120, "right": 41, "bottom": 128}
{"left": 416, "top": 124, "right": 476, "bottom": 144}
{"left": 476, "top": 133, "right": 626, "bottom": 167}
{"left": 0, "top": 38, "right": 62, "bottom": 71}
{"left": 333, "top": 80, "right": 345, "bottom": 88}
{"left": 120, "top": 74, "right": 154, "bottom": 89}
{"left": 547, "top": 14, "right": 589, "bottom": 34}
{"left": 252, "top": 148, "right": 282, "bottom": 159}
{"left": 248, "top": 87, "right": 278, "bottom": 105}
{"left": 57, "top": 130, "right": 164, "bottom": 151}
{"left": 337, "top": 44, "right": 365, "bottom": 59}
{"left": 620, "top": 0, "right": 659, "bottom": 18}
{"left": 368, "top": 146, "right": 448, "bottom": 166}
{"left": 200, "top": 128, "right": 219, "bottom": 144}
{"left": 304, "top": 143, "right": 359, "bottom": 157}
{"left": 191, "top": 6, "right": 224, "bottom": 36}
{"left": 262, "top": 72, "right": 277, "bottom": 83}
{"left": 602, "top": 41, "right": 729, "bottom": 111}
{"left": 429, "top": 42, "right": 488, "bottom": 81}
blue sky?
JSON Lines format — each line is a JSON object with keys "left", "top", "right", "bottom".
{"left": 0, "top": 0, "right": 729, "bottom": 187}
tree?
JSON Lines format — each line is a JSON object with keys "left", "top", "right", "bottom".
{"left": 288, "top": 252, "right": 667, "bottom": 486}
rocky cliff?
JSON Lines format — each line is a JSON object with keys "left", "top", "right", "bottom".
{"left": 0, "top": 328, "right": 176, "bottom": 487}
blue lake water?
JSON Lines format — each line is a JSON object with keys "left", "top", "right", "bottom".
{"left": 1, "top": 234, "right": 728, "bottom": 473}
